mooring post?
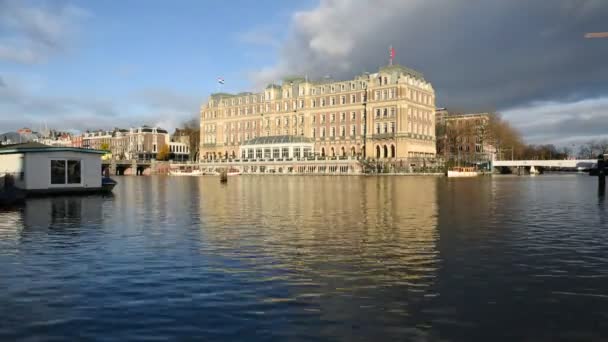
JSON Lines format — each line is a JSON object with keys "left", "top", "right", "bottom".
{"left": 220, "top": 169, "right": 228, "bottom": 183}
{"left": 598, "top": 155, "right": 606, "bottom": 196}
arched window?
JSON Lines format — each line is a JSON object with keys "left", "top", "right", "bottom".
{"left": 331, "top": 147, "right": 335, "bottom": 157}
{"left": 391, "top": 145, "right": 396, "bottom": 158}
{"left": 376, "top": 145, "right": 381, "bottom": 159}
{"left": 341, "top": 146, "right": 346, "bottom": 156}
{"left": 351, "top": 146, "right": 356, "bottom": 156}
{"left": 321, "top": 147, "right": 326, "bottom": 157}
{"left": 383, "top": 145, "right": 388, "bottom": 158}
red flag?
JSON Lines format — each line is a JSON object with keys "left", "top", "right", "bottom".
{"left": 390, "top": 46, "right": 395, "bottom": 60}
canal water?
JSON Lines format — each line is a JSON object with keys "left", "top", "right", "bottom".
{"left": 0, "top": 175, "right": 606, "bottom": 341}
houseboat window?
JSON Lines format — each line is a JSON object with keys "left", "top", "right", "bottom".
{"left": 51, "top": 160, "right": 66, "bottom": 184}
{"left": 68, "top": 160, "right": 81, "bottom": 184}
{"left": 51, "top": 159, "right": 81, "bottom": 184}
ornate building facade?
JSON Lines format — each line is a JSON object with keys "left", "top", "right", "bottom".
{"left": 200, "top": 65, "right": 436, "bottom": 161}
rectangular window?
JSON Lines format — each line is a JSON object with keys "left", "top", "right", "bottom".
{"left": 351, "top": 125, "right": 356, "bottom": 136}
{"left": 67, "top": 160, "right": 81, "bottom": 184}
{"left": 303, "top": 147, "right": 312, "bottom": 158}
{"left": 282, "top": 147, "right": 289, "bottom": 158}
{"left": 51, "top": 160, "right": 80, "bottom": 185}
{"left": 51, "top": 160, "right": 66, "bottom": 184}
{"left": 351, "top": 112, "right": 356, "bottom": 121}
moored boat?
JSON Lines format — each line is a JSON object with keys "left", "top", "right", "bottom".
{"left": 101, "top": 177, "right": 118, "bottom": 193}
{"left": 211, "top": 168, "right": 241, "bottom": 176}
{"left": 169, "top": 168, "right": 204, "bottom": 176}
{"left": 447, "top": 167, "right": 479, "bottom": 178}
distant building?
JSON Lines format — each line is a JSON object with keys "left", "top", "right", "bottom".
{"left": 17, "top": 128, "right": 32, "bottom": 135}
{"left": 200, "top": 64, "right": 437, "bottom": 161}
{"left": 436, "top": 109, "right": 495, "bottom": 164}
{"left": 171, "top": 129, "right": 190, "bottom": 146}
{"left": 108, "top": 126, "right": 169, "bottom": 161}
{"left": 83, "top": 130, "right": 113, "bottom": 150}
{"left": 70, "top": 135, "right": 83, "bottom": 148}
{"left": 434, "top": 108, "right": 449, "bottom": 127}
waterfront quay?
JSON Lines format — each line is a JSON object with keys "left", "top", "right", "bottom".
{"left": 196, "top": 156, "right": 444, "bottom": 175}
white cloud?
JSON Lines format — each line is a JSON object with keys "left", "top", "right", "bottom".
{"left": 503, "top": 97, "right": 608, "bottom": 145}
{"left": 0, "top": 75, "right": 200, "bottom": 133}
{"left": 0, "top": 0, "right": 87, "bottom": 64}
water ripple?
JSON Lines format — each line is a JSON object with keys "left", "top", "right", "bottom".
{"left": 0, "top": 175, "right": 606, "bottom": 340}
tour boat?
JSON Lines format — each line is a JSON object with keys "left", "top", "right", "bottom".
{"left": 529, "top": 165, "right": 540, "bottom": 176}
{"left": 211, "top": 168, "right": 241, "bottom": 176}
{"left": 447, "top": 167, "right": 479, "bottom": 178}
{"left": 169, "top": 168, "right": 204, "bottom": 176}
{"left": 211, "top": 170, "right": 241, "bottom": 176}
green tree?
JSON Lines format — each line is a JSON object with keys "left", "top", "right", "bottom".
{"left": 100, "top": 142, "right": 110, "bottom": 151}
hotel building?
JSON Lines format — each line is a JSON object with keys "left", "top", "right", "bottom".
{"left": 199, "top": 64, "right": 437, "bottom": 161}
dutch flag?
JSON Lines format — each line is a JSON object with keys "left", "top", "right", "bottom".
{"left": 217, "top": 77, "right": 225, "bottom": 85}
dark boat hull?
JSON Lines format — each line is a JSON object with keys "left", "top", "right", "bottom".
{"left": 0, "top": 188, "right": 26, "bottom": 206}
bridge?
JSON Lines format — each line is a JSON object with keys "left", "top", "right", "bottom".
{"left": 101, "top": 160, "right": 152, "bottom": 176}
{"left": 493, "top": 159, "right": 597, "bottom": 174}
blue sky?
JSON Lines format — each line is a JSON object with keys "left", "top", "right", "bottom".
{"left": 1, "top": 0, "right": 607, "bottom": 145}
{"left": 0, "top": 0, "right": 313, "bottom": 131}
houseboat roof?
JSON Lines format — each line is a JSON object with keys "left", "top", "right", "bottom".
{"left": 0, "top": 142, "right": 105, "bottom": 155}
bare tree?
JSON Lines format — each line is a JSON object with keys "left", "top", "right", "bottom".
{"left": 578, "top": 139, "right": 608, "bottom": 159}
{"left": 181, "top": 118, "right": 200, "bottom": 161}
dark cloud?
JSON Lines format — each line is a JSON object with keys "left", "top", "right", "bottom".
{"left": 252, "top": 0, "right": 608, "bottom": 111}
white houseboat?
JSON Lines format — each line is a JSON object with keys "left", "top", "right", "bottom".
{"left": 0, "top": 142, "right": 114, "bottom": 195}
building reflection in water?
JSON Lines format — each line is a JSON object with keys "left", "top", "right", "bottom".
{"left": 196, "top": 176, "right": 439, "bottom": 336}
{"left": 0, "top": 195, "right": 109, "bottom": 244}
